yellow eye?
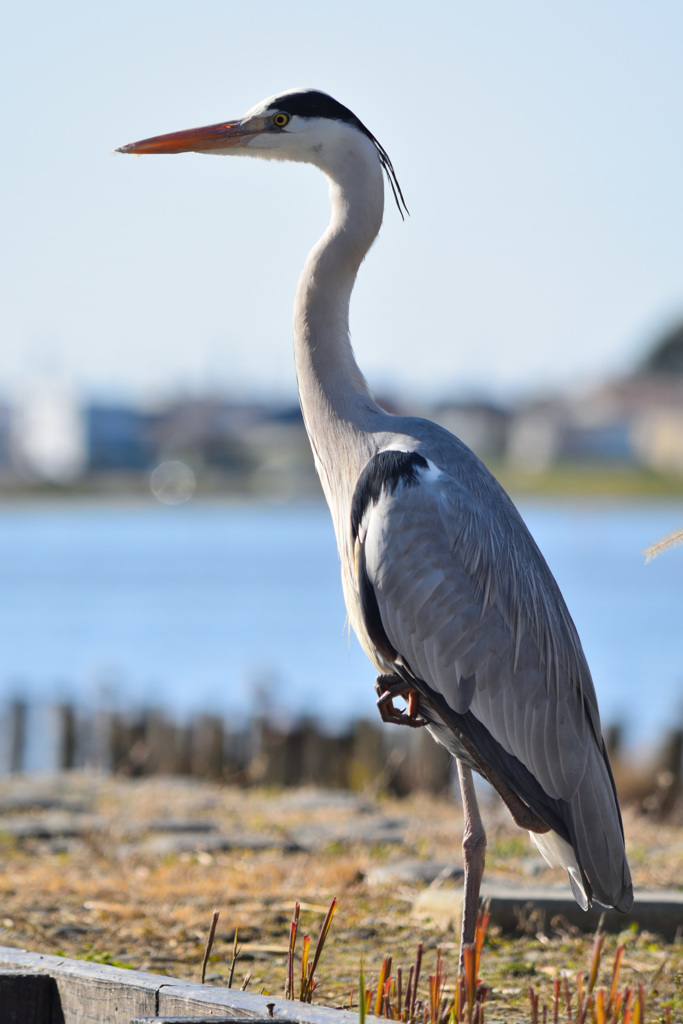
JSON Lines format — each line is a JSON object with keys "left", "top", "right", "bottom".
{"left": 273, "top": 112, "right": 290, "bottom": 128}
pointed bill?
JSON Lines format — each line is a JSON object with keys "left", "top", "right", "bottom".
{"left": 116, "top": 118, "right": 263, "bottom": 155}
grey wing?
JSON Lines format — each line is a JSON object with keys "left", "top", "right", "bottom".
{"left": 353, "top": 450, "right": 632, "bottom": 910}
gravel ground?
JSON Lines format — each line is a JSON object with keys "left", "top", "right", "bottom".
{"left": 0, "top": 773, "right": 680, "bottom": 1021}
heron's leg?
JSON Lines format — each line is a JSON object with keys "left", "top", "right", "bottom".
{"left": 456, "top": 759, "right": 486, "bottom": 973}
{"left": 375, "top": 674, "right": 426, "bottom": 728}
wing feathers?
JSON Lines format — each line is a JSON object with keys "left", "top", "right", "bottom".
{"left": 351, "top": 447, "right": 632, "bottom": 912}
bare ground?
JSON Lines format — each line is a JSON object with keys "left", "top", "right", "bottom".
{"left": 0, "top": 773, "right": 680, "bottom": 1021}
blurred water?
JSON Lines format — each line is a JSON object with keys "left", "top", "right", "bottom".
{"left": 0, "top": 497, "right": 681, "bottom": 746}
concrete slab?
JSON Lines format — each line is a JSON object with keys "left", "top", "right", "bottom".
{"left": 413, "top": 883, "right": 683, "bottom": 940}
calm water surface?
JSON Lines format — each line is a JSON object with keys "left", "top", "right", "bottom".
{"left": 0, "top": 497, "right": 681, "bottom": 745}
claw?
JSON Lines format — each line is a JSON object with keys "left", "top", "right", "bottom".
{"left": 375, "top": 674, "right": 427, "bottom": 728}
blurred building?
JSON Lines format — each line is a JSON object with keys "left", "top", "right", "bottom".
{"left": 11, "top": 384, "right": 87, "bottom": 483}
{"left": 602, "top": 376, "right": 683, "bottom": 474}
{"left": 507, "top": 318, "right": 683, "bottom": 474}
{"left": 2, "top": 318, "right": 683, "bottom": 491}
{"left": 87, "top": 404, "right": 157, "bottom": 471}
{"left": 431, "top": 399, "right": 511, "bottom": 461}
{"left": 0, "top": 401, "right": 13, "bottom": 476}
{"left": 84, "top": 396, "right": 314, "bottom": 494}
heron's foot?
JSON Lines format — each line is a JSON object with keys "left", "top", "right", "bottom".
{"left": 375, "top": 674, "right": 427, "bottom": 728}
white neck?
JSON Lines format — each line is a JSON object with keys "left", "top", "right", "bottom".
{"left": 292, "top": 128, "right": 387, "bottom": 525}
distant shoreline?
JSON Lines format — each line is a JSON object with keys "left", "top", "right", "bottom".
{"left": 2, "top": 461, "right": 683, "bottom": 503}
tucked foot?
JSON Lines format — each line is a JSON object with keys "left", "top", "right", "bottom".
{"left": 375, "top": 674, "right": 427, "bottom": 728}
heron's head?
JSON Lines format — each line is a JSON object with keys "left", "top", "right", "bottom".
{"left": 117, "top": 88, "right": 407, "bottom": 217}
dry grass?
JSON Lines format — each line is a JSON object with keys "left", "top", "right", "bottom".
{"left": 0, "top": 774, "right": 680, "bottom": 1021}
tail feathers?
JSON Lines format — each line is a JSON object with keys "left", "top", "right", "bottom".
{"left": 568, "top": 741, "right": 633, "bottom": 913}
{"left": 529, "top": 829, "right": 590, "bottom": 911}
{"left": 531, "top": 741, "right": 633, "bottom": 915}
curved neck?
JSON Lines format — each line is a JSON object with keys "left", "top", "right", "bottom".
{"left": 293, "top": 136, "right": 386, "bottom": 517}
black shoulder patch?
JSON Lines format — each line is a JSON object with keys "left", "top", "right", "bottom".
{"left": 351, "top": 450, "right": 429, "bottom": 540}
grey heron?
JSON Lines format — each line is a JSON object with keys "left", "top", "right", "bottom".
{"left": 118, "top": 89, "right": 633, "bottom": 961}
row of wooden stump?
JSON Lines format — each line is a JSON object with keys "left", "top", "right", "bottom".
{"left": 0, "top": 699, "right": 454, "bottom": 795}
{"left": 1, "top": 699, "right": 681, "bottom": 811}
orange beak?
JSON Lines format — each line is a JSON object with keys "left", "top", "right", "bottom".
{"left": 116, "top": 119, "right": 260, "bottom": 155}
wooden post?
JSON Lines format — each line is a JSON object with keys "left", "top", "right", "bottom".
{"left": 249, "top": 719, "right": 290, "bottom": 786}
{"left": 190, "top": 715, "right": 224, "bottom": 779}
{"left": 410, "top": 728, "right": 453, "bottom": 793}
{"left": 656, "top": 728, "right": 683, "bottom": 818}
{"left": 604, "top": 723, "right": 622, "bottom": 759}
{"left": 348, "top": 719, "right": 386, "bottom": 790}
{"left": 108, "top": 712, "right": 147, "bottom": 776}
{"left": 381, "top": 726, "right": 412, "bottom": 795}
{"left": 88, "top": 708, "right": 114, "bottom": 772}
{"left": 299, "top": 719, "right": 352, "bottom": 788}
{"left": 55, "top": 703, "right": 76, "bottom": 771}
{"left": 223, "top": 724, "right": 253, "bottom": 782}
{"left": 144, "top": 711, "right": 183, "bottom": 774}
{"left": 8, "top": 700, "right": 27, "bottom": 774}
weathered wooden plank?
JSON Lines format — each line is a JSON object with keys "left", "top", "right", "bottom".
{"left": 50, "top": 958, "right": 160, "bottom": 1024}
{"left": 0, "top": 948, "right": 359, "bottom": 1024}
{"left": 0, "top": 949, "right": 161, "bottom": 1024}
{"left": 0, "top": 969, "right": 62, "bottom": 1024}
{"left": 157, "top": 984, "right": 359, "bottom": 1024}
{"left": 131, "top": 1018, "right": 278, "bottom": 1023}
{"left": 157, "top": 985, "right": 280, "bottom": 1019}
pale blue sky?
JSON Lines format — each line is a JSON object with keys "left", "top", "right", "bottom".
{"left": 2, "top": 2, "right": 682, "bottom": 403}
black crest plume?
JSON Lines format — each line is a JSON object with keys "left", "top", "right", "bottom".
{"left": 272, "top": 90, "right": 409, "bottom": 220}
